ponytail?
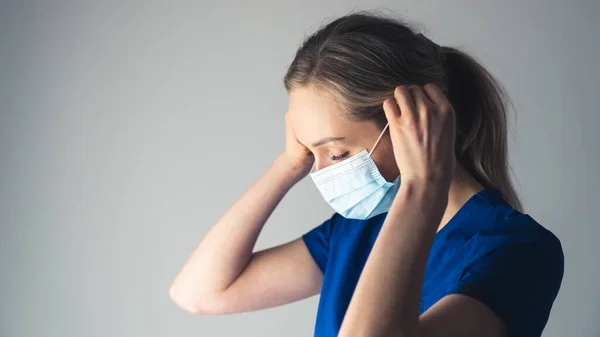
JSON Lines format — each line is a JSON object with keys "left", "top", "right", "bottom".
{"left": 442, "top": 46, "right": 523, "bottom": 211}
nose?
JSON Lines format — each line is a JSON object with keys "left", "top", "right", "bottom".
{"left": 312, "top": 157, "right": 331, "bottom": 172}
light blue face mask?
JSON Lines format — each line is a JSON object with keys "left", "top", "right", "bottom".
{"left": 309, "top": 123, "right": 401, "bottom": 220}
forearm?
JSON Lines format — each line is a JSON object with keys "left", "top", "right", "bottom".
{"left": 170, "top": 153, "right": 306, "bottom": 301}
{"left": 339, "top": 181, "right": 449, "bottom": 337}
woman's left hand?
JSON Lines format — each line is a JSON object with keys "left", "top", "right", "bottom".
{"left": 382, "top": 84, "right": 456, "bottom": 188}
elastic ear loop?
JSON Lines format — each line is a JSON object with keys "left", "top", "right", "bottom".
{"left": 368, "top": 123, "right": 389, "bottom": 158}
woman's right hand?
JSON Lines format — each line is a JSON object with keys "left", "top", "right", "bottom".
{"left": 280, "top": 110, "right": 315, "bottom": 176}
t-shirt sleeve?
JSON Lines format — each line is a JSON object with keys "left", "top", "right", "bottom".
{"left": 447, "top": 235, "right": 564, "bottom": 337}
{"left": 301, "top": 214, "right": 337, "bottom": 274}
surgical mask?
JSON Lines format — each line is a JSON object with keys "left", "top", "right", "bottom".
{"left": 309, "top": 123, "right": 400, "bottom": 220}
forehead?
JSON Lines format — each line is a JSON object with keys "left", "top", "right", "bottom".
{"left": 287, "top": 86, "right": 358, "bottom": 145}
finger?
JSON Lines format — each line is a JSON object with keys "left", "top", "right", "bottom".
{"left": 394, "top": 85, "right": 418, "bottom": 123}
{"left": 424, "top": 83, "right": 455, "bottom": 123}
{"left": 423, "top": 83, "right": 450, "bottom": 106}
{"left": 409, "top": 86, "right": 433, "bottom": 112}
{"left": 383, "top": 97, "right": 401, "bottom": 122}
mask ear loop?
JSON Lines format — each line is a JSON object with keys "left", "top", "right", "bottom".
{"left": 368, "top": 123, "right": 389, "bottom": 158}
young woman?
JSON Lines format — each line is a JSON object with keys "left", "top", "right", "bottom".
{"left": 169, "top": 12, "right": 564, "bottom": 337}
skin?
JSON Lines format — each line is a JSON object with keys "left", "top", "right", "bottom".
{"left": 169, "top": 84, "right": 510, "bottom": 336}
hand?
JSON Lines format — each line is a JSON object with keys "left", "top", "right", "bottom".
{"left": 280, "top": 109, "right": 314, "bottom": 175}
{"left": 382, "top": 84, "right": 456, "bottom": 187}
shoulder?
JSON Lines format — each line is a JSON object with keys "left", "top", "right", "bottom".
{"left": 461, "top": 188, "right": 563, "bottom": 262}
{"left": 446, "top": 189, "right": 565, "bottom": 297}
{"left": 445, "top": 205, "right": 564, "bottom": 337}
{"left": 483, "top": 211, "right": 563, "bottom": 265}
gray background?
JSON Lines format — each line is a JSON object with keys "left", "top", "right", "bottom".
{"left": 1, "top": 1, "right": 598, "bottom": 336}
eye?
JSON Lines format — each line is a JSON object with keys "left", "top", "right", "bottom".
{"left": 330, "top": 151, "right": 350, "bottom": 161}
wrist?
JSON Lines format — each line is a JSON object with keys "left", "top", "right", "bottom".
{"left": 399, "top": 176, "right": 450, "bottom": 199}
{"left": 395, "top": 178, "right": 450, "bottom": 214}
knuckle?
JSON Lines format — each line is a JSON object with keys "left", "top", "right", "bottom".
{"left": 403, "top": 117, "right": 417, "bottom": 129}
{"left": 419, "top": 103, "right": 432, "bottom": 115}
{"left": 439, "top": 103, "right": 452, "bottom": 114}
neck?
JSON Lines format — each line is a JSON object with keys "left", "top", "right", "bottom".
{"left": 437, "top": 164, "right": 486, "bottom": 232}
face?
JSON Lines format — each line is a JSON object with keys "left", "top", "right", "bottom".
{"left": 288, "top": 85, "right": 399, "bottom": 182}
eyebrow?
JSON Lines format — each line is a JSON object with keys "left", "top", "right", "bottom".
{"left": 312, "top": 136, "right": 346, "bottom": 147}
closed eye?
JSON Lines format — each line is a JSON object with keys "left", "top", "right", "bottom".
{"left": 330, "top": 151, "right": 350, "bottom": 161}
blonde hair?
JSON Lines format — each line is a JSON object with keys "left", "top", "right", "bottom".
{"left": 284, "top": 12, "right": 522, "bottom": 211}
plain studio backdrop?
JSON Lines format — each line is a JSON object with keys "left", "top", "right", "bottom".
{"left": 1, "top": 1, "right": 598, "bottom": 336}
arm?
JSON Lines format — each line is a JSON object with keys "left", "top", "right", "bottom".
{"left": 339, "top": 182, "right": 447, "bottom": 336}
{"left": 169, "top": 111, "right": 323, "bottom": 314}
{"left": 169, "top": 153, "right": 322, "bottom": 314}
{"left": 338, "top": 84, "right": 509, "bottom": 337}
{"left": 340, "top": 183, "right": 508, "bottom": 337}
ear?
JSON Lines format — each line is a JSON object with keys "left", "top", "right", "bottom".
{"left": 370, "top": 139, "right": 399, "bottom": 183}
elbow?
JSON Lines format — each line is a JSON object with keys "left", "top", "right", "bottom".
{"left": 169, "top": 284, "right": 202, "bottom": 314}
{"left": 168, "top": 284, "right": 225, "bottom": 315}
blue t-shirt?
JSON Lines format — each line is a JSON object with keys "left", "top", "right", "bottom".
{"left": 302, "top": 188, "right": 564, "bottom": 337}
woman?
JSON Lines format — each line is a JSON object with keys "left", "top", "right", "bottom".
{"left": 169, "top": 12, "right": 564, "bottom": 337}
